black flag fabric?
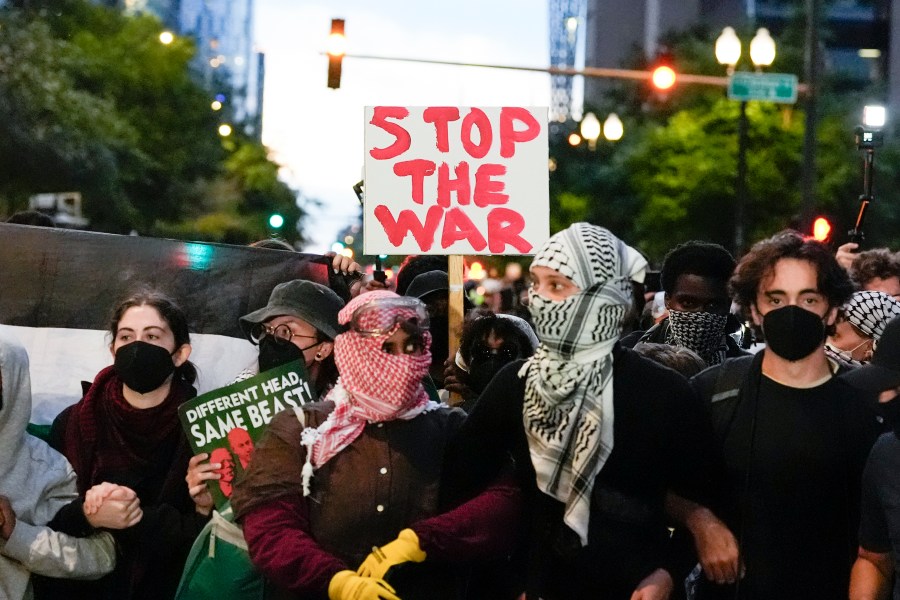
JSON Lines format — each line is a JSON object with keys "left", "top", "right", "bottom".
{"left": 0, "top": 223, "right": 338, "bottom": 423}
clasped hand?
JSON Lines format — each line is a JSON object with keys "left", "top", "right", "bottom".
{"left": 83, "top": 482, "right": 143, "bottom": 529}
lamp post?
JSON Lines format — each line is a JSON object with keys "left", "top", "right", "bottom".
{"left": 716, "top": 27, "right": 776, "bottom": 254}
{"left": 575, "top": 112, "right": 623, "bottom": 150}
{"left": 580, "top": 112, "right": 602, "bottom": 150}
{"left": 603, "top": 113, "right": 624, "bottom": 142}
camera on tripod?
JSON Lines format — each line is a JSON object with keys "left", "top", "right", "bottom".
{"left": 849, "top": 105, "right": 887, "bottom": 243}
{"left": 855, "top": 105, "right": 886, "bottom": 150}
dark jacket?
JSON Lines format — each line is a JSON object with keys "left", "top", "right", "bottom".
{"left": 38, "top": 399, "right": 207, "bottom": 600}
{"left": 443, "top": 346, "right": 719, "bottom": 599}
{"left": 233, "top": 401, "right": 521, "bottom": 600}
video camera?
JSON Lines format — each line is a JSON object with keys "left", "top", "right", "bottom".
{"left": 849, "top": 105, "right": 886, "bottom": 244}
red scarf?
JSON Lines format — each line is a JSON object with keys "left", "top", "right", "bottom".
{"left": 62, "top": 365, "right": 192, "bottom": 495}
{"left": 308, "top": 291, "right": 435, "bottom": 469}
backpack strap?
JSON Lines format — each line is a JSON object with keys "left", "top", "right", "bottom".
{"left": 693, "top": 353, "right": 761, "bottom": 445}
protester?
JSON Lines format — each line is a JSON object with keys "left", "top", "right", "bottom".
{"left": 6, "top": 210, "right": 55, "bottom": 227}
{"left": 46, "top": 289, "right": 208, "bottom": 600}
{"left": 234, "top": 279, "right": 345, "bottom": 391}
{"left": 444, "top": 223, "right": 721, "bottom": 599}
{"left": 844, "top": 316, "right": 900, "bottom": 600}
{"left": 633, "top": 342, "right": 707, "bottom": 378}
{"left": 621, "top": 241, "right": 746, "bottom": 366}
{"left": 837, "top": 245, "right": 900, "bottom": 299}
{"left": 0, "top": 326, "right": 116, "bottom": 600}
{"left": 175, "top": 279, "right": 351, "bottom": 516}
{"left": 404, "top": 270, "right": 452, "bottom": 389}
{"left": 231, "top": 290, "right": 521, "bottom": 600}
{"left": 443, "top": 309, "right": 539, "bottom": 412}
{"left": 395, "top": 255, "right": 449, "bottom": 296}
{"left": 691, "top": 230, "right": 881, "bottom": 599}
{"left": 826, "top": 290, "right": 900, "bottom": 366}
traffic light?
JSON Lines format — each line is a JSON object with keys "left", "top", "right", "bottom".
{"left": 812, "top": 216, "right": 832, "bottom": 242}
{"left": 650, "top": 50, "right": 676, "bottom": 92}
{"left": 651, "top": 65, "right": 676, "bottom": 91}
{"left": 327, "top": 19, "right": 345, "bottom": 89}
{"left": 268, "top": 213, "right": 285, "bottom": 229}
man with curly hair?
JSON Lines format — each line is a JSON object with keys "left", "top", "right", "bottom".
{"left": 690, "top": 231, "right": 881, "bottom": 599}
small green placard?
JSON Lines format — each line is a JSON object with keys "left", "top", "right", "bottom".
{"left": 178, "top": 360, "right": 316, "bottom": 508}
{"left": 727, "top": 72, "right": 798, "bottom": 104}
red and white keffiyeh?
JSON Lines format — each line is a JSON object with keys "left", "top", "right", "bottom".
{"left": 300, "top": 291, "right": 438, "bottom": 493}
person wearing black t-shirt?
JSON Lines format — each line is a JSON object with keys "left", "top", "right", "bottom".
{"left": 690, "top": 231, "right": 881, "bottom": 600}
{"left": 844, "top": 316, "right": 900, "bottom": 600}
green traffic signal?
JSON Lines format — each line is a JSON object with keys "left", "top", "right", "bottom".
{"left": 268, "top": 213, "right": 284, "bottom": 229}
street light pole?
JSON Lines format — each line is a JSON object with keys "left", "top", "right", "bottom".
{"left": 801, "top": 0, "right": 820, "bottom": 233}
{"left": 715, "top": 27, "right": 776, "bottom": 255}
{"left": 735, "top": 100, "right": 749, "bottom": 252}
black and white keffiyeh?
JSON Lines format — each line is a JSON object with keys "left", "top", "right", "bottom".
{"left": 843, "top": 290, "right": 900, "bottom": 343}
{"left": 665, "top": 310, "right": 729, "bottom": 366}
{"left": 520, "top": 222, "right": 647, "bottom": 545}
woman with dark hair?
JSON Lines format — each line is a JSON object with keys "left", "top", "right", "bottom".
{"left": 46, "top": 289, "right": 207, "bottom": 600}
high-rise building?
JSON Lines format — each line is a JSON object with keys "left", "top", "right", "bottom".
{"left": 549, "top": 0, "right": 587, "bottom": 123}
{"left": 120, "top": 0, "right": 265, "bottom": 139}
{"left": 582, "top": 0, "right": 890, "bottom": 114}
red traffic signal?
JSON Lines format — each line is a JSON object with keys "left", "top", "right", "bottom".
{"left": 327, "top": 19, "right": 345, "bottom": 89}
{"left": 812, "top": 217, "right": 832, "bottom": 242}
{"left": 651, "top": 65, "right": 676, "bottom": 91}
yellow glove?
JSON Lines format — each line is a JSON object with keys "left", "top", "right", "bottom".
{"left": 328, "top": 570, "right": 400, "bottom": 600}
{"left": 357, "top": 528, "right": 426, "bottom": 580}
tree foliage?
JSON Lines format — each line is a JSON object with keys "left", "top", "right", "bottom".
{"left": 0, "top": 0, "right": 308, "bottom": 245}
{"left": 549, "top": 16, "right": 900, "bottom": 264}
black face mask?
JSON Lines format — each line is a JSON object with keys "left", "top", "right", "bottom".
{"left": 258, "top": 335, "right": 305, "bottom": 373}
{"left": 468, "top": 358, "right": 507, "bottom": 393}
{"left": 429, "top": 315, "right": 450, "bottom": 367}
{"left": 467, "top": 342, "right": 522, "bottom": 394}
{"left": 879, "top": 395, "right": 900, "bottom": 438}
{"left": 762, "top": 305, "right": 826, "bottom": 362}
{"left": 114, "top": 341, "right": 177, "bottom": 394}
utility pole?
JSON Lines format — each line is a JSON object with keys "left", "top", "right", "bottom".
{"left": 801, "top": 0, "right": 820, "bottom": 232}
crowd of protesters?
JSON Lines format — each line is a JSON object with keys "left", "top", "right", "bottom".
{"left": 3, "top": 223, "right": 900, "bottom": 600}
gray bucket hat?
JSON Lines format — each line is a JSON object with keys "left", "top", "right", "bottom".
{"left": 239, "top": 280, "right": 345, "bottom": 341}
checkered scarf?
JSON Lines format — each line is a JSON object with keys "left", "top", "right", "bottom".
{"left": 304, "top": 291, "right": 437, "bottom": 472}
{"left": 843, "top": 290, "right": 900, "bottom": 343}
{"left": 521, "top": 223, "right": 647, "bottom": 545}
{"left": 665, "top": 310, "right": 729, "bottom": 366}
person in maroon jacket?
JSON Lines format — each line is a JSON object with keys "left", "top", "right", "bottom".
{"left": 231, "top": 291, "right": 521, "bottom": 600}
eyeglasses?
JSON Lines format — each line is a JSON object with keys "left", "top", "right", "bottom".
{"left": 471, "top": 342, "right": 520, "bottom": 362}
{"left": 249, "top": 322, "right": 318, "bottom": 346}
{"left": 350, "top": 297, "right": 430, "bottom": 338}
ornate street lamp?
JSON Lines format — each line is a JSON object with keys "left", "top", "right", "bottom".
{"left": 602, "top": 113, "right": 624, "bottom": 142}
{"left": 716, "top": 27, "right": 776, "bottom": 254}
{"left": 580, "top": 112, "right": 602, "bottom": 150}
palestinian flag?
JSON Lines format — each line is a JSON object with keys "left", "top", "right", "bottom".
{"left": 0, "top": 223, "right": 342, "bottom": 424}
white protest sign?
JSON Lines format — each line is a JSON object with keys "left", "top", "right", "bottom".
{"left": 363, "top": 106, "right": 549, "bottom": 255}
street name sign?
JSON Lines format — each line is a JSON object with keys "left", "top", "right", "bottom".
{"left": 727, "top": 72, "right": 798, "bottom": 104}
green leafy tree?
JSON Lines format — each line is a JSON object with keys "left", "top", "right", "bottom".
{"left": 1, "top": 0, "right": 310, "bottom": 244}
